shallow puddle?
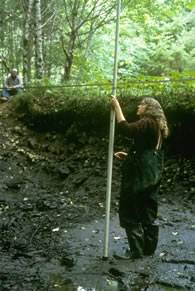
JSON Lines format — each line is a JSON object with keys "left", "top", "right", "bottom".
{"left": 53, "top": 278, "right": 118, "bottom": 291}
{"left": 52, "top": 277, "right": 183, "bottom": 291}
{"left": 51, "top": 278, "right": 181, "bottom": 291}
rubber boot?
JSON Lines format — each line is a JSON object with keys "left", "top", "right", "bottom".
{"left": 126, "top": 225, "right": 144, "bottom": 258}
{"left": 143, "top": 224, "right": 159, "bottom": 256}
{"left": 114, "top": 225, "right": 144, "bottom": 260}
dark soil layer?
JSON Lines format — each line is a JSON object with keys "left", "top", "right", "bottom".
{"left": 0, "top": 101, "right": 194, "bottom": 291}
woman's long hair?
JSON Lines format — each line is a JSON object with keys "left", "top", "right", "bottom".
{"left": 142, "top": 97, "right": 169, "bottom": 139}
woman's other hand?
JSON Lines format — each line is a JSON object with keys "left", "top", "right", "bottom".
{"left": 114, "top": 151, "right": 128, "bottom": 160}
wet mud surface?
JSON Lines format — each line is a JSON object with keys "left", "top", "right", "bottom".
{"left": 0, "top": 101, "right": 194, "bottom": 290}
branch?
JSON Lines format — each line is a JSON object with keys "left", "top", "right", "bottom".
{"left": 40, "top": 11, "right": 56, "bottom": 30}
{"left": 0, "top": 57, "right": 10, "bottom": 72}
{"left": 20, "top": 0, "right": 27, "bottom": 13}
{"left": 60, "top": 36, "right": 68, "bottom": 58}
{"left": 76, "top": 2, "right": 116, "bottom": 32}
{"left": 63, "top": 0, "right": 72, "bottom": 29}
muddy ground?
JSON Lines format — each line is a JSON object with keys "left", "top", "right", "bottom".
{"left": 0, "top": 100, "right": 194, "bottom": 291}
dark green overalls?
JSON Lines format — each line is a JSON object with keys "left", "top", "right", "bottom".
{"left": 117, "top": 117, "right": 164, "bottom": 258}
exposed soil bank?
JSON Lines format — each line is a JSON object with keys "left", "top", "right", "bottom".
{"left": 0, "top": 101, "right": 194, "bottom": 291}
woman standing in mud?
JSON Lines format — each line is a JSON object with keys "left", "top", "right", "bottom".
{"left": 110, "top": 96, "right": 168, "bottom": 259}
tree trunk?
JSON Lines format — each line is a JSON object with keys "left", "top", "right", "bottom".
{"left": 34, "top": 0, "right": 43, "bottom": 79}
{"left": 64, "top": 53, "right": 73, "bottom": 81}
{"left": 61, "top": 0, "right": 116, "bottom": 81}
{"left": 23, "top": 0, "right": 33, "bottom": 84}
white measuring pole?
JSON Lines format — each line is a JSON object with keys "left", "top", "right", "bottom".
{"left": 103, "top": 0, "right": 121, "bottom": 259}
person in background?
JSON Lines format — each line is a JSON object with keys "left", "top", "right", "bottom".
{"left": 110, "top": 96, "right": 169, "bottom": 259}
{"left": 2, "top": 68, "right": 23, "bottom": 99}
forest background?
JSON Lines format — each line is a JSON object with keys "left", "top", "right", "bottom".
{"left": 0, "top": 0, "right": 195, "bottom": 154}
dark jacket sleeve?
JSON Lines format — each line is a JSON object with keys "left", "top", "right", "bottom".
{"left": 118, "top": 117, "right": 158, "bottom": 139}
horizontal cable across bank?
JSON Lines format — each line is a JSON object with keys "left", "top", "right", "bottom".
{"left": 0, "top": 78, "right": 195, "bottom": 90}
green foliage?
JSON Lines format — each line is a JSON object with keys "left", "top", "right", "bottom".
{"left": 9, "top": 73, "right": 195, "bottom": 135}
{"left": 10, "top": 92, "right": 35, "bottom": 115}
{"left": 0, "top": 0, "right": 194, "bottom": 85}
{"left": 10, "top": 83, "right": 111, "bottom": 132}
{"left": 116, "top": 7, "right": 195, "bottom": 77}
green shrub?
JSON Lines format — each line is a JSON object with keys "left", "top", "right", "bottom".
{"left": 8, "top": 73, "right": 195, "bottom": 154}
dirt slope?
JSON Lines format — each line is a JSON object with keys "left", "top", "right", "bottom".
{"left": 0, "top": 100, "right": 194, "bottom": 291}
